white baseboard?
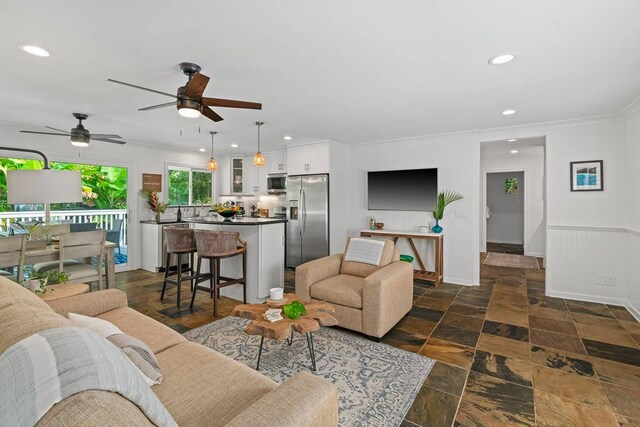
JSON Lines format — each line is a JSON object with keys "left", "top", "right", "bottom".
{"left": 487, "top": 240, "right": 523, "bottom": 245}
{"left": 625, "top": 301, "right": 640, "bottom": 322}
{"left": 443, "top": 276, "right": 477, "bottom": 287}
{"left": 547, "top": 290, "right": 626, "bottom": 307}
{"left": 525, "top": 252, "right": 544, "bottom": 257}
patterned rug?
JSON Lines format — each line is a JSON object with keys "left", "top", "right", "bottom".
{"left": 184, "top": 317, "right": 435, "bottom": 426}
{"left": 484, "top": 252, "right": 539, "bottom": 270}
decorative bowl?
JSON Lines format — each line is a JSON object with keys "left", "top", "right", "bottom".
{"left": 374, "top": 222, "right": 384, "bottom": 229}
{"left": 217, "top": 210, "right": 236, "bottom": 220}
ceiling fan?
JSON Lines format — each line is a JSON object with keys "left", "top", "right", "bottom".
{"left": 107, "top": 62, "right": 262, "bottom": 122}
{"left": 20, "top": 113, "right": 127, "bottom": 147}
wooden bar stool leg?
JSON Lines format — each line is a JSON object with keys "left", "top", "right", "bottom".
{"left": 242, "top": 251, "right": 247, "bottom": 304}
{"left": 190, "top": 257, "right": 202, "bottom": 310}
{"left": 213, "top": 258, "right": 220, "bottom": 317}
{"left": 176, "top": 253, "right": 182, "bottom": 308}
{"left": 190, "top": 252, "right": 195, "bottom": 291}
{"left": 161, "top": 252, "right": 171, "bottom": 301}
{"left": 209, "top": 258, "right": 214, "bottom": 299}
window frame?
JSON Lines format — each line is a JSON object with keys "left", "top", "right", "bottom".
{"left": 166, "top": 164, "right": 214, "bottom": 206}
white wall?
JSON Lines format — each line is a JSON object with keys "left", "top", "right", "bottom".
{"left": 348, "top": 132, "right": 480, "bottom": 286}
{"left": 486, "top": 171, "right": 525, "bottom": 245}
{"left": 479, "top": 118, "right": 629, "bottom": 303}
{"left": 481, "top": 145, "right": 545, "bottom": 256}
{"left": 0, "top": 122, "right": 213, "bottom": 271}
{"left": 625, "top": 104, "right": 640, "bottom": 319}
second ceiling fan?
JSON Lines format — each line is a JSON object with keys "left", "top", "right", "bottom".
{"left": 108, "top": 62, "right": 262, "bottom": 122}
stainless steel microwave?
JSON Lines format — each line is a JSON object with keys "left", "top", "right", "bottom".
{"left": 267, "top": 173, "right": 287, "bottom": 193}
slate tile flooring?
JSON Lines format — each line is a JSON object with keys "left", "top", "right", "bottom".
{"left": 114, "top": 253, "right": 640, "bottom": 427}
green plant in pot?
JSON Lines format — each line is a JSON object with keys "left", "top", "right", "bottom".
{"left": 283, "top": 300, "right": 307, "bottom": 320}
{"left": 25, "top": 270, "right": 70, "bottom": 294}
{"left": 432, "top": 190, "right": 464, "bottom": 233}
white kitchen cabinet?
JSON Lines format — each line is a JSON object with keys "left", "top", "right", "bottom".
{"left": 242, "top": 156, "right": 268, "bottom": 194}
{"left": 231, "top": 157, "right": 244, "bottom": 194}
{"left": 217, "top": 156, "right": 231, "bottom": 195}
{"left": 287, "top": 143, "right": 329, "bottom": 175}
{"left": 267, "top": 151, "right": 287, "bottom": 174}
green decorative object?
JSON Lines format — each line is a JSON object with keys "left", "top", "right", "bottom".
{"left": 399, "top": 254, "right": 414, "bottom": 263}
{"left": 283, "top": 300, "right": 307, "bottom": 320}
{"left": 432, "top": 190, "right": 464, "bottom": 233}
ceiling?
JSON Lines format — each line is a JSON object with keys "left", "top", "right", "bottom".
{"left": 1, "top": 1, "right": 639, "bottom": 155}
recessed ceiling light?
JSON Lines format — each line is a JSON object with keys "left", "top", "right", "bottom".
{"left": 283, "top": 136, "right": 292, "bottom": 141}
{"left": 198, "top": 148, "right": 206, "bottom": 152}
{"left": 19, "top": 45, "right": 51, "bottom": 57}
{"left": 507, "top": 138, "right": 518, "bottom": 142}
{"left": 488, "top": 54, "right": 515, "bottom": 65}
{"left": 510, "top": 150, "right": 519, "bottom": 154}
{"left": 502, "top": 109, "right": 517, "bottom": 116}
{"left": 230, "top": 144, "right": 239, "bottom": 148}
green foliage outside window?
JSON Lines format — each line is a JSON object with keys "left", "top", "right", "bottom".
{"left": 168, "top": 169, "right": 189, "bottom": 205}
{"left": 192, "top": 171, "right": 212, "bottom": 204}
{"left": 0, "top": 158, "right": 127, "bottom": 212}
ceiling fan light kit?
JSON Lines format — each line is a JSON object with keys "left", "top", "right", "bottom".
{"left": 253, "top": 121, "right": 266, "bottom": 167}
{"left": 108, "top": 62, "right": 262, "bottom": 124}
{"left": 20, "top": 112, "right": 127, "bottom": 147}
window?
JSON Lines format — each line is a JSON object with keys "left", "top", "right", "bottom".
{"left": 167, "top": 165, "right": 213, "bottom": 205}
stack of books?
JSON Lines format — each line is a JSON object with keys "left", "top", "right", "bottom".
{"left": 264, "top": 308, "right": 283, "bottom": 323}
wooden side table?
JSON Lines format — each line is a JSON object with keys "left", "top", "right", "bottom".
{"left": 231, "top": 294, "right": 338, "bottom": 371}
{"left": 360, "top": 229, "right": 444, "bottom": 285}
{"left": 37, "top": 283, "right": 90, "bottom": 302}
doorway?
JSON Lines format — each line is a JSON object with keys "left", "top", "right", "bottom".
{"left": 486, "top": 171, "right": 525, "bottom": 254}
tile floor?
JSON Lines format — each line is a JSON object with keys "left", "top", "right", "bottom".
{"left": 114, "top": 254, "right": 640, "bottom": 427}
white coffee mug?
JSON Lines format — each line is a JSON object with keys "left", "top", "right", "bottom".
{"left": 418, "top": 225, "right": 430, "bottom": 233}
{"left": 270, "top": 287, "right": 284, "bottom": 301}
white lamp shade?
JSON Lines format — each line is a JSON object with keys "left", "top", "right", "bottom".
{"left": 7, "top": 170, "right": 82, "bottom": 204}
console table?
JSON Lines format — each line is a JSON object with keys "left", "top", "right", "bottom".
{"left": 359, "top": 229, "right": 443, "bottom": 285}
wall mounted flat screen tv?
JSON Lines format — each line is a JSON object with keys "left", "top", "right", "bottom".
{"left": 367, "top": 168, "right": 438, "bottom": 211}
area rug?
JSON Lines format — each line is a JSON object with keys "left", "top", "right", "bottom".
{"left": 184, "top": 317, "right": 435, "bottom": 426}
{"left": 484, "top": 252, "right": 539, "bottom": 270}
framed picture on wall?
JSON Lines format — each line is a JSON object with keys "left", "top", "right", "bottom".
{"left": 570, "top": 160, "right": 603, "bottom": 192}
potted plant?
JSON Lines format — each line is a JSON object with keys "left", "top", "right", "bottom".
{"left": 25, "top": 270, "right": 71, "bottom": 294}
{"left": 432, "top": 190, "right": 464, "bottom": 233}
{"left": 141, "top": 190, "right": 169, "bottom": 222}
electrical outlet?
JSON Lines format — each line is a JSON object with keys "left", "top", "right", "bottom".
{"left": 596, "top": 274, "right": 616, "bottom": 287}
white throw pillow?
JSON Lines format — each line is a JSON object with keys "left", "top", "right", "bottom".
{"left": 68, "top": 312, "right": 122, "bottom": 338}
{"left": 68, "top": 313, "right": 161, "bottom": 386}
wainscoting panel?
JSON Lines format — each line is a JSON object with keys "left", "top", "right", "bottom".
{"left": 546, "top": 226, "right": 627, "bottom": 306}
{"left": 627, "top": 230, "right": 640, "bottom": 321}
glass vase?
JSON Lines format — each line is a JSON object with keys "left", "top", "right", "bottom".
{"left": 432, "top": 219, "right": 443, "bottom": 233}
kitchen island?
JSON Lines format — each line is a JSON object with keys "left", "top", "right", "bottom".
{"left": 184, "top": 217, "right": 286, "bottom": 303}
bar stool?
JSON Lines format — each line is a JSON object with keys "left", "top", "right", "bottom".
{"left": 190, "top": 230, "right": 247, "bottom": 316}
{"left": 161, "top": 227, "right": 197, "bottom": 307}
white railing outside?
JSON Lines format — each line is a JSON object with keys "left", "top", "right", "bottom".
{"left": 0, "top": 209, "right": 128, "bottom": 245}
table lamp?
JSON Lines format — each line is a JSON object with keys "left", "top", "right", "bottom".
{"left": 1, "top": 146, "right": 82, "bottom": 223}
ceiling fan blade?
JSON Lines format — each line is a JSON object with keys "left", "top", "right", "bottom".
{"left": 201, "top": 97, "right": 262, "bottom": 110}
{"left": 138, "top": 102, "right": 175, "bottom": 111}
{"left": 20, "top": 130, "right": 70, "bottom": 136}
{"left": 91, "top": 137, "right": 127, "bottom": 145}
{"left": 90, "top": 134, "right": 122, "bottom": 139}
{"left": 201, "top": 106, "right": 223, "bottom": 122}
{"left": 184, "top": 73, "right": 210, "bottom": 99}
{"left": 107, "top": 79, "right": 179, "bottom": 99}
{"left": 45, "top": 126, "right": 71, "bottom": 133}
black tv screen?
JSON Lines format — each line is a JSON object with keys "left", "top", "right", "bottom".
{"left": 367, "top": 168, "right": 438, "bottom": 211}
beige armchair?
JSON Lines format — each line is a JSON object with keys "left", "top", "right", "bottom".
{"left": 295, "top": 239, "right": 414, "bottom": 339}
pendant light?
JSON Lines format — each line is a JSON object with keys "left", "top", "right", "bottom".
{"left": 252, "top": 121, "right": 266, "bottom": 167}
{"left": 207, "top": 131, "right": 218, "bottom": 171}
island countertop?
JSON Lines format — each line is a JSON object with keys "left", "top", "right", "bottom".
{"left": 183, "top": 216, "right": 286, "bottom": 225}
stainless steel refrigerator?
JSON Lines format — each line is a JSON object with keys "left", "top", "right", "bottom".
{"left": 286, "top": 174, "right": 329, "bottom": 268}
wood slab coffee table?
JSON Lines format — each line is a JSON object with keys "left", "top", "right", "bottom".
{"left": 231, "top": 294, "right": 338, "bottom": 371}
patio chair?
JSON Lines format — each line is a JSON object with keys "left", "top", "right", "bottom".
{"left": 105, "top": 219, "right": 123, "bottom": 254}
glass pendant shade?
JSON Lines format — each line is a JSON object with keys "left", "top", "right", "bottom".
{"left": 253, "top": 121, "right": 266, "bottom": 167}
{"left": 208, "top": 157, "right": 218, "bottom": 171}
{"left": 252, "top": 151, "right": 266, "bottom": 167}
